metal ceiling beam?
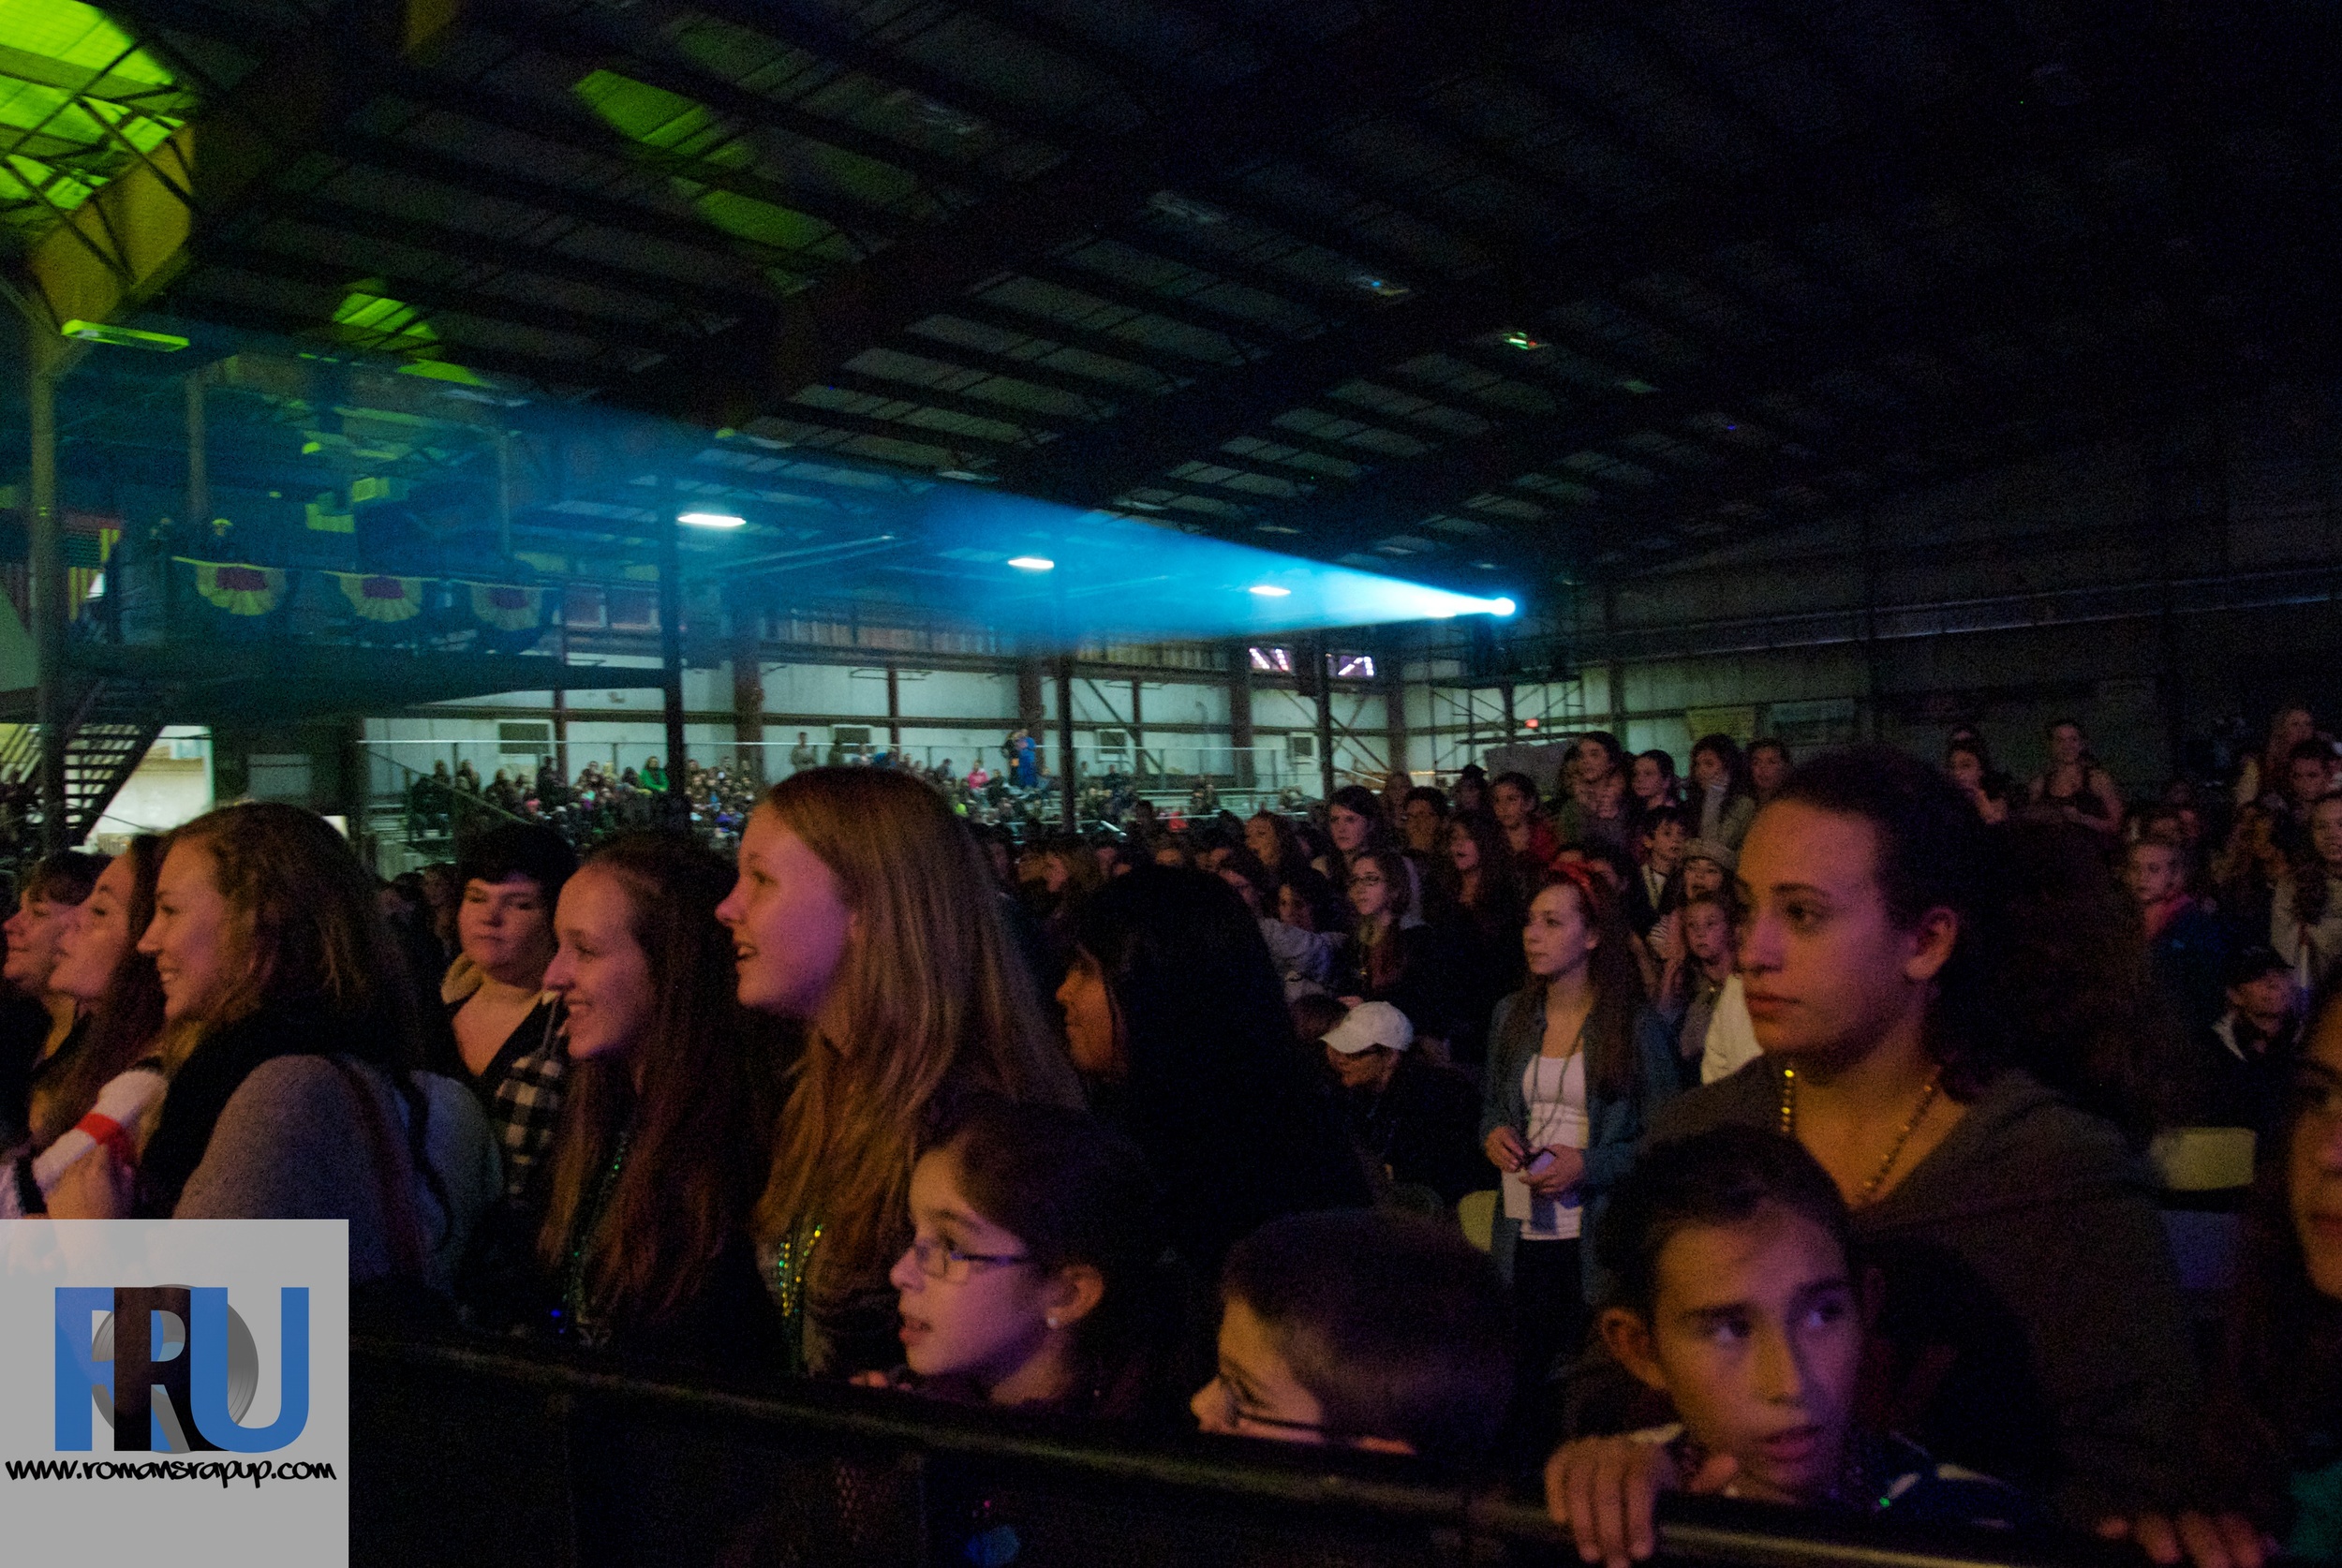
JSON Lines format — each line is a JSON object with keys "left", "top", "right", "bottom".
{"left": 617, "top": 0, "right": 1524, "bottom": 428}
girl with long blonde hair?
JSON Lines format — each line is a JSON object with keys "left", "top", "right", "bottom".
{"left": 718, "top": 768, "right": 1079, "bottom": 1375}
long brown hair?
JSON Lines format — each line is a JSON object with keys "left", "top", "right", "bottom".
{"left": 30, "top": 836, "right": 166, "bottom": 1149}
{"left": 536, "top": 835, "right": 763, "bottom": 1328}
{"left": 752, "top": 769, "right": 1080, "bottom": 1314}
{"left": 1494, "top": 865, "right": 1647, "bottom": 1101}
{"left": 159, "top": 803, "right": 422, "bottom": 1062}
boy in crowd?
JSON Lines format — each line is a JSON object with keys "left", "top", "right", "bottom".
{"left": 1545, "top": 1127, "right": 2031, "bottom": 1565}
{"left": 1193, "top": 1208, "right": 1513, "bottom": 1464}
{"left": 1319, "top": 1000, "right": 1483, "bottom": 1206}
{"left": 2201, "top": 943, "right": 2302, "bottom": 1138}
{"left": 2127, "top": 836, "right": 2229, "bottom": 1037}
{"left": 1624, "top": 807, "right": 1689, "bottom": 938}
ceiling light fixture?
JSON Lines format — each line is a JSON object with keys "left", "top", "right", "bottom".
{"left": 1006, "top": 556, "right": 1055, "bottom": 571}
{"left": 1249, "top": 584, "right": 1292, "bottom": 598}
{"left": 1502, "top": 330, "right": 1544, "bottom": 350}
{"left": 62, "top": 319, "right": 187, "bottom": 352}
{"left": 677, "top": 511, "right": 747, "bottom": 528}
{"left": 1347, "top": 274, "right": 1412, "bottom": 300}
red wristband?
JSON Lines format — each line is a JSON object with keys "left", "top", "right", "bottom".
{"left": 73, "top": 1113, "right": 137, "bottom": 1171}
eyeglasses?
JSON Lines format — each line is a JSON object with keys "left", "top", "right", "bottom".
{"left": 1203, "top": 1372, "right": 1327, "bottom": 1436}
{"left": 902, "top": 1235, "right": 1030, "bottom": 1282}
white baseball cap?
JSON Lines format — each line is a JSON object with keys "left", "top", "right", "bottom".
{"left": 1322, "top": 1000, "right": 1415, "bottom": 1056}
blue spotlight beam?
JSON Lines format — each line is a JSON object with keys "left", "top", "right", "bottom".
{"left": 909, "top": 491, "right": 1516, "bottom": 647}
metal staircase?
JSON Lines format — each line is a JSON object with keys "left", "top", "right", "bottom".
{"left": 0, "top": 678, "right": 173, "bottom": 849}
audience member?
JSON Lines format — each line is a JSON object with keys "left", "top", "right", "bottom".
{"left": 515, "top": 836, "right": 777, "bottom": 1363}
{"left": 2028, "top": 718, "right": 2125, "bottom": 836}
{"left": 439, "top": 824, "right": 576, "bottom": 1201}
{"left": 1559, "top": 735, "right": 1635, "bottom": 862}
{"left": 1746, "top": 739, "right": 1791, "bottom": 806}
{"left": 2201, "top": 945, "right": 2303, "bottom": 1139}
{"left": 1427, "top": 808, "right": 1528, "bottom": 1070}
{"left": 2275, "top": 795, "right": 2342, "bottom": 995}
{"left": 2235, "top": 703, "right": 2318, "bottom": 810}
{"left": 1687, "top": 734, "right": 1758, "bottom": 851}
{"left": 1401, "top": 786, "right": 1450, "bottom": 856}
{"left": 2149, "top": 988, "right": 2342, "bottom": 1564}
{"left": 721, "top": 767, "right": 1082, "bottom": 1376}
{"left": 1656, "top": 894, "right": 1736, "bottom": 1083}
{"left": 1192, "top": 1209, "right": 1512, "bottom": 1464}
{"left": 1338, "top": 847, "right": 1456, "bottom": 1045}
{"left": 1948, "top": 739, "right": 2012, "bottom": 824}
{"left": 861, "top": 1098, "right": 1166, "bottom": 1419}
{"left": 1628, "top": 750, "right": 1682, "bottom": 824}
{"left": 1061, "top": 867, "right": 1370, "bottom": 1278}
{"left": 1483, "top": 865, "right": 1681, "bottom": 1398}
{"left": 1623, "top": 806, "right": 1687, "bottom": 939}
{"left": 49, "top": 805, "right": 497, "bottom": 1299}
{"left": 1494, "top": 770, "right": 1562, "bottom": 878}
{"left": 1545, "top": 1127, "right": 2034, "bottom": 1563}
{"left": 31, "top": 837, "right": 165, "bottom": 1154}
{"left": 2131, "top": 836, "right": 2231, "bottom": 1040}
{"left": 1651, "top": 749, "right": 2203, "bottom": 1526}
{"left": 0, "top": 850, "right": 106, "bottom": 1143}
{"left": 1318, "top": 1000, "right": 1482, "bottom": 1206}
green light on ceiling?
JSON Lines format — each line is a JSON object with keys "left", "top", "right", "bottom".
{"left": 571, "top": 68, "right": 832, "bottom": 256}
{"left": 0, "top": 0, "right": 186, "bottom": 241}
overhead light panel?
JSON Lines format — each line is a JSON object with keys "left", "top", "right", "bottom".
{"left": 677, "top": 511, "right": 747, "bottom": 528}
{"left": 1006, "top": 556, "right": 1055, "bottom": 571}
{"left": 61, "top": 319, "right": 187, "bottom": 352}
{"left": 1502, "top": 330, "right": 1545, "bottom": 350}
{"left": 1249, "top": 584, "right": 1293, "bottom": 598}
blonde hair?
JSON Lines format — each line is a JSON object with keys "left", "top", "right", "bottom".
{"left": 751, "top": 769, "right": 1079, "bottom": 1313}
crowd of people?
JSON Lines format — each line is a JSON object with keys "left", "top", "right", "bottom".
{"left": 6, "top": 710, "right": 2341, "bottom": 1567}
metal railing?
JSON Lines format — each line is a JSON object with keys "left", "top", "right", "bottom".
{"left": 351, "top": 1332, "right": 2146, "bottom": 1568}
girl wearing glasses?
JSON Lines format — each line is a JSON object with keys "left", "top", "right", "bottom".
{"left": 860, "top": 1098, "right": 1164, "bottom": 1417}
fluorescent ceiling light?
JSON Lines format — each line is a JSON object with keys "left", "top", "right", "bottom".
{"left": 678, "top": 511, "right": 747, "bottom": 528}
{"left": 1249, "top": 584, "right": 1293, "bottom": 598}
{"left": 61, "top": 319, "right": 187, "bottom": 352}
{"left": 1007, "top": 556, "right": 1055, "bottom": 571}
{"left": 1491, "top": 598, "right": 1518, "bottom": 616}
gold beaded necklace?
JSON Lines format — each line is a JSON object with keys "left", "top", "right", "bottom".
{"left": 1778, "top": 1062, "right": 1945, "bottom": 1207}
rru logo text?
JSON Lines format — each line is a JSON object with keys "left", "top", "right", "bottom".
{"left": 53, "top": 1286, "right": 309, "bottom": 1455}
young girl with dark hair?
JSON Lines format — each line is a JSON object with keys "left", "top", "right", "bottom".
{"left": 47, "top": 805, "right": 498, "bottom": 1296}
{"left": 858, "top": 1098, "right": 1166, "bottom": 1419}
{"left": 1058, "top": 866, "right": 1369, "bottom": 1278}
{"left": 1687, "top": 734, "right": 1757, "bottom": 851}
{"left": 719, "top": 767, "right": 1081, "bottom": 1377}
{"left": 1648, "top": 747, "right": 2203, "bottom": 1530}
{"left": 2124, "top": 987, "right": 2342, "bottom": 1566}
{"left": 1, "top": 838, "right": 168, "bottom": 1217}
{"left": 1338, "top": 847, "right": 1452, "bottom": 1042}
{"left": 521, "top": 835, "right": 779, "bottom": 1364}
{"left": 1482, "top": 865, "right": 1680, "bottom": 1394}
{"left": 2275, "top": 795, "right": 2342, "bottom": 994}
{"left": 1429, "top": 810, "right": 1529, "bottom": 1072}
{"left": 1488, "top": 770, "right": 1560, "bottom": 880}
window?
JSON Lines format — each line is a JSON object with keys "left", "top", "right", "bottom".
{"left": 1095, "top": 729, "right": 1130, "bottom": 756}
{"left": 1332, "top": 653, "right": 1376, "bottom": 681}
{"left": 1248, "top": 645, "right": 1292, "bottom": 673}
{"left": 1287, "top": 732, "right": 1317, "bottom": 764}
{"left": 831, "top": 725, "right": 872, "bottom": 757}
{"left": 498, "top": 721, "right": 553, "bottom": 759}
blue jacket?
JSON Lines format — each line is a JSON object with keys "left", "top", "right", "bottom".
{"left": 1478, "top": 990, "right": 1681, "bottom": 1294}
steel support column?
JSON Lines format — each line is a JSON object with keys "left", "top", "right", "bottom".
{"left": 27, "top": 333, "right": 65, "bottom": 849}
{"left": 1056, "top": 658, "right": 1077, "bottom": 830}
{"left": 658, "top": 484, "right": 688, "bottom": 814}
